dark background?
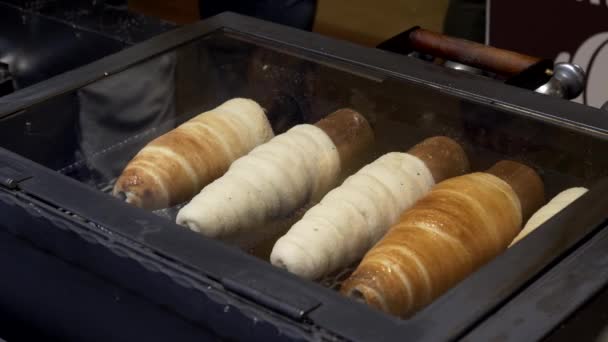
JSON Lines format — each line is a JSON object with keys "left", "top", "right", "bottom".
{"left": 489, "top": 0, "right": 608, "bottom": 59}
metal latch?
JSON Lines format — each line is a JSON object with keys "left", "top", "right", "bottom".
{"left": 0, "top": 164, "right": 31, "bottom": 190}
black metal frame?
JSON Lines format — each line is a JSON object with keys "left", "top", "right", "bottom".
{"left": 2, "top": 12, "right": 608, "bottom": 341}
{"left": 462, "top": 197, "right": 608, "bottom": 341}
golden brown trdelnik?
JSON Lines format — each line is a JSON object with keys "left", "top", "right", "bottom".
{"left": 341, "top": 160, "right": 544, "bottom": 318}
{"left": 113, "top": 98, "right": 274, "bottom": 210}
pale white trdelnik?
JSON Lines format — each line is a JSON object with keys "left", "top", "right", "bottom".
{"left": 510, "top": 187, "right": 588, "bottom": 246}
{"left": 271, "top": 152, "right": 435, "bottom": 280}
{"left": 177, "top": 124, "right": 341, "bottom": 247}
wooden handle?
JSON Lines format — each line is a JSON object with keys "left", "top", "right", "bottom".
{"left": 409, "top": 28, "right": 542, "bottom": 77}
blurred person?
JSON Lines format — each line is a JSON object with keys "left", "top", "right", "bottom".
{"left": 199, "top": 0, "right": 317, "bottom": 31}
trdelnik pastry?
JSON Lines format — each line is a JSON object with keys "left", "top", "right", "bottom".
{"left": 113, "top": 98, "right": 274, "bottom": 210}
{"left": 270, "top": 136, "right": 470, "bottom": 280}
{"left": 341, "top": 160, "right": 545, "bottom": 318}
{"left": 177, "top": 108, "right": 374, "bottom": 248}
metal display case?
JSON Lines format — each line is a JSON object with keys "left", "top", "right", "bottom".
{"left": 1, "top": 12, "right": 608, "bottom": 342}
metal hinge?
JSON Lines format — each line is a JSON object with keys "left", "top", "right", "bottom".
{"left": 222, "top": 270, "right": 321, "bottom": 321}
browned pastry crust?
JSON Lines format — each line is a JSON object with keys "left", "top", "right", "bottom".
{"left": 341, "top": 161, "right": 543, "bottom": 318}
{"left": 113, "top": 99, "right": 272, "bottom": 210}
{"left": 486, "top": 160, "right": 545, "bottom": 221}
{"left": 315, "top": 108, "right": 374, "bottom": 171}
{"left": 116, "top": 122, "right": 236, "bottom": 209}
{"left": 407, "top": 136, "right": 470, "bottom": 183}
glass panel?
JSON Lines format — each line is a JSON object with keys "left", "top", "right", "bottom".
{"left": 1, "top": 31, "right": 607, "bottom": 317}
